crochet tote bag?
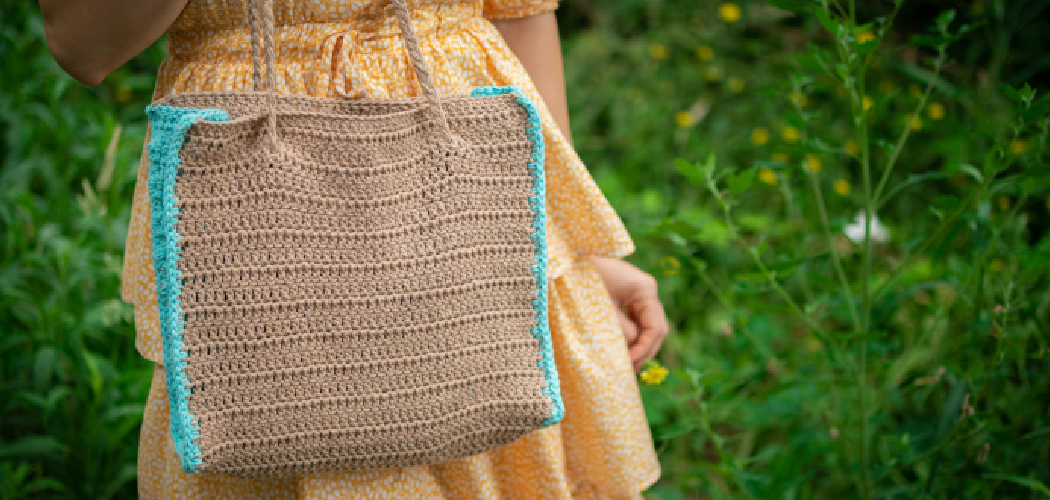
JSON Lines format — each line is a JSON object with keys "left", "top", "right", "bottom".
{"left": 144, "top": 0, "right": 562, "bottom": 478}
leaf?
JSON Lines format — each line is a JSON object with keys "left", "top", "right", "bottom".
{"left": 753, "top": 159, "right": 787, "bottom": 170}
{"left": 728, "top": 168, "right": 756, "bottom": 197}
{"left": 813, "top": 8, "right": 841, "bottom": 36}
{"left": 936, "top": 375, "right": 968, "bottom": 438}
{"left": 81, "top": 350, "right": 104, "bottom": 401}
{"left": 1001, "top": 83, "right": 1023, "bottom": 104}
{"left": 0, "top": 436, "right": 67, "bottom": 459}
{"left": 877, "top": 172, "right": 952, "bottom": 208}
{"left": 1019, "top": 82, "right": 1036, "bottom": 105}
{"left": 982, "top": 474, "right": 1050, "bottom": 497}
{"left": 655, "top": 218, "right": 702, "bottom": 240}
{"left": 674, "top": 158, "right": 703, "bottom": 185}
{"left": 989, "top": 174, "right": 1022, "bottom": 196}
{"left": 884, "top": 348, "right": 937, "bottom": 389}
{"left": 1021, "top": 95, "right": 1050, "bottom": 124}
{"left": 33, "top": 346, "right": 58, "bottom": 389}
{"left": 737, "top": 213, "right": 772, "bottom": 232}
{"left": 894, "top": 61, "right": 959, "bottom": 96}
{"left": 856, "top": 38, "right": 880, "bottom": 56}
{"left": 807, "top": 137, "right": 836, "bottom": 153}
{"left": 102, "top": 404, "right": 146, "bottom": 422}
{"left": 935, "top": 9, "right": 956, "bottom": 31}
{"left": 16, "top": 386, "right": 70, "bottom": 420}
{"left": 24, "top": 476, "right": 66, "bottom": 494}
{"left": 957, "top": 164, "right": 983, "bottom": 183}
{"left": 657, "top": 423, "right": 698, "bottom": 441}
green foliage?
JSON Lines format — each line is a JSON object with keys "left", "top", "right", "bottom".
{"left": 0, "top": 2, "right": 165, "bottom": 499}
{"left": 3, "top": 0, "right": 1048, "bottom": 498}
{"left": 560, "top": 0, "right": 1050, "bottom": 498}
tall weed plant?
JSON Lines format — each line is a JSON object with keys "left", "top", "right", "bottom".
{"left": 561, "top": 0, "right": 1050, "bottom": 498}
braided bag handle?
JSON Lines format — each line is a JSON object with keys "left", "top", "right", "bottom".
{"left": 245, "top": 0, "right": 454, "bottom": 148}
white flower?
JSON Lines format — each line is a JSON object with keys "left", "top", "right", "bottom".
{"left": 844, "top": 210, "right": 889, "bottom": 244}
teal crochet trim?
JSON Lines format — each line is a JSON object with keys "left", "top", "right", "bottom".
{"left": 470, "top": 86, "right": 563, "bottom": 427}
{"left": 145, "top": 104, "right": 230, "bottom": 474}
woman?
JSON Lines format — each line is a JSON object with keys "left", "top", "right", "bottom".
{"left": 39, "top": 0, "right": 670, "bottom": 498}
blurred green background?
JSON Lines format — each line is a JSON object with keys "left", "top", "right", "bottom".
{"left": 2, "top": 0, "right": 1048, "bottom": 498}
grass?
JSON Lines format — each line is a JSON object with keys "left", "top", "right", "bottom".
{"left": 562, "top": 1, "right": 1050, "bottom": 498}
{"left": 2, "top": 0, "right": 1049, "bottom": 498}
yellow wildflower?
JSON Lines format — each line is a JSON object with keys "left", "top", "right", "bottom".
{"left": 782, "top": 126, "right": 800, "bottom": 143}
{"left": 1011, "top": 139, "right": 1027, "bottom": 155}
{"left": 660, "top": 256, "right": 681, "bottom": 277}
{"left": 789, "top": 91, "right": 808, "bottom": 107}
{"left": 704, "top": 66, "right": 724, "bottom": 82}
{"left": 989, "top": 259, "right": 1004, "bottom": 272}
{"left": 751, "top": 127, "right": 770, "bottom": 146}
{"left": 728, "top": 76, "right": 746, "bottom": 94}
{"left": 772, "top": 153, "right": 789, "bottom": 164}
{"left": 676, "top": 111, "right": 694, "bottom": 128}
{"left": 998, "top": 196, "right": 1010, "bottom": 211}
{"left": 857, "top": 31, "right": 876, "bottom": 44}
{"left": 845, "top": 139, "right": 859, "bottom": 156}
{"left": 834, "top": 179, "right": 851, "bottom": 196}
{"left": 805, "top": 154, "right": 821, "bottom": 174}
{"left": 862, "top": 95, "right": 874, "bottom": 111}
{"left": 640, "top": 362, "right": 670, "bottom": 385}
{"left": 909, "top": 116, "right": 923, "bottom": 131}
{"left": 927, "top": 102, "right": 945, "bottom": 120}
{"left": 697, "top": 45, "right": 715, "bottom": 61}
{"left": 806, "top": 337, "right": 822, "bottom": 352}
{"left": 649, "top": 43, "right": 668, "bottom": 60}
{"left": 719, "top": 3, "right": 742, "bottom": 23}
{"left": 759, "top": 167, "right": 778, "bottom": 185}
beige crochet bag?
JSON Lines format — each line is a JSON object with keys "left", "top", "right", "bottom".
{"left": 144, "top": 0, "right": 561, "bottom": 477}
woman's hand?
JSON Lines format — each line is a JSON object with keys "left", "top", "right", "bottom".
{"left": 588, "top": 255, "right": 670, "bottom": 373}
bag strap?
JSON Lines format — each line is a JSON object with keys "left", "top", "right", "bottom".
{"left": 246, "top": 0, "right": 454, "bottom": 149}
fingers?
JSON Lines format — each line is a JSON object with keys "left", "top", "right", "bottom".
{"left": 618, "top": 308, "right": 639, "bottom": 346}
{"left": 627, "top": 293, "right": 670, "bottom": 373}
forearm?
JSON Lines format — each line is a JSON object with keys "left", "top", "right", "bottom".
{"left": 492, "top": 11, "right": 573, "bottom": 148}
{"left": 38, "top": 0, "right": 190, "bottom": 86}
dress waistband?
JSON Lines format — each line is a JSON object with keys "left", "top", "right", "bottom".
{"left": 166, "top": 2, "right": 482, "bottom": 61}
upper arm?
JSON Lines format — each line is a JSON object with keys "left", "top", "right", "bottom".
{"left": 39, "top": 0, "right": 192, "bottom": 85}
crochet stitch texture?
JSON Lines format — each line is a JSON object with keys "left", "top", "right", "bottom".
{"left": 142, "top": 0, "right": 563, "bottom": 477}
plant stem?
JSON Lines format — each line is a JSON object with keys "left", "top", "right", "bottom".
{"left": 806, "top": 153, "right": 861, "bottom": 333}
{"left": 873, "top": 46, "right": 949, "bottom": 208}
{"left": 708, "top": 188, "right": 830, "bottom": 344}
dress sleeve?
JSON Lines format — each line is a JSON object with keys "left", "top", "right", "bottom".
{"left": 483, "top": 0, "right": 559, "bottom": 20}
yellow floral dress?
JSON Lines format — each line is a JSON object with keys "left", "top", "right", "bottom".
{"left": 122, "top": 0, "right": 660, "bottom": 498}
